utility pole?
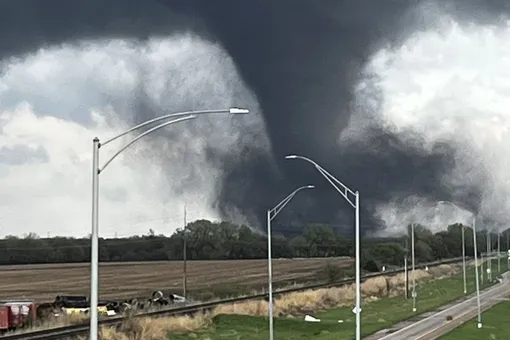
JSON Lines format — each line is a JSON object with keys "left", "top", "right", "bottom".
{"left": 480, "top": 251, "right": 484, "bottom": 285}
{"left": 183, "top": 205, "right": 188, "bottom": 298}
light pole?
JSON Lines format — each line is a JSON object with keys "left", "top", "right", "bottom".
{"left": 462, "top": 223, "right": 466, "bottom": 293}
{"left": 437, "top": 201, "right": 467, "bottom": 294}
{"left": 183, "top": 204, "right": 188, "bottom": 298}
{"left": 411, "top": 223, "right": 416, "bottom": 312}
{"left": 507, "top": 231, "right": 509, "bottom": 269}
{"left": 404, "top": 239, "right": 409, "bottom": 299}
{"left": 267, "top": 185, "right": 315, "bottom": 340}
{"left": 285, "top": 154, "right": 361, "bottom": 340}
{"left": 487, "top": 230, "right": 492, "bottom": 282}
{"left": 498, "top": 232, "right": 501, "bottom": 273}
{"left": 473, "top": 215, "right": 482, "bottom": 328}
{"left": 437, "top": 201, "right": 481, "bottom": 328}
{"left": 89, "top": 107, "right": 249, "bottom": 340}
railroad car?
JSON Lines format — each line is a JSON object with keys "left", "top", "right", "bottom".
{"left": 0, "top": 299, "right": 36, "bottom": 333}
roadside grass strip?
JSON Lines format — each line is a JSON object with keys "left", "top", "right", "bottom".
{"left": 167, "top": 259, "right": 506, "bottom": 339}
{"left": 439, "top": 301, "right": 510, "bottom": 339}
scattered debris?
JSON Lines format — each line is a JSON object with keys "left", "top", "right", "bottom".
{"left": 34, "top": 290, "right": 189, "bottom": 322}
{"left": 304, "top": 315, "right": 321, "bottom": 322}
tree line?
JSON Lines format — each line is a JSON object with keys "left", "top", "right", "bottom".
{"left": 0, "top": 220, "right": 508, "bottom": 271}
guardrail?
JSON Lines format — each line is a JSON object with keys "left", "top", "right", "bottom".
{"left": 0, "top": 256, "right": 468, "bottom": 340}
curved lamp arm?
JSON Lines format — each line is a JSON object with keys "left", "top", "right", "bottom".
{"left": 97, "top": 107, "right": 250, "bottom": 174}
{"left": 99, "top": 115, "right": 196, "bottom": 174}
{"left": 438, "top": 200, "right": 468, "bottom": 213}
{"left": 269, "top": 185, "right": 315, "bottom": 220}
{"left": 437, "top": 200, "right": 476, "bottom": 227}
{"left": 285, "top": 154, "right": 356, "bottom": 208}
{"left": 101, "top": 107, "right": 249, "bottom": 147}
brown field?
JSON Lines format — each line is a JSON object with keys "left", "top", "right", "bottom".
{"left": 97, "top": 263, "right": 463, "bottom": 340}
{"left": 0, "top": 258, "right": 353, "bottom": 303}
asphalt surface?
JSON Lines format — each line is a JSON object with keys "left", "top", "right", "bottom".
{"left": 370, "top": 272, "right": 510, "bottom": 340}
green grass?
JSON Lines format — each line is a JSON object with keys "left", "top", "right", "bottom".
{"left": 170, "top": 314, "right": 349, "bottom": 340}
{"left": 439, "top": 301, "right": 510, "bottom": 339}
{"left": 169, "top": 259, "right": 507, "bottom": 340}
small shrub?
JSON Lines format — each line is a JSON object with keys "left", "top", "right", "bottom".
{"left": 100, "top": 313, "right": 212, "bottom": 340}
{"left": 321, "top": 261, "right": 343, "bottom": 282}
{"left": 363, "top": 259, "right": 380, "bottom": 272}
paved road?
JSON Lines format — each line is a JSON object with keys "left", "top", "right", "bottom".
{"left": 371, "top": 272, "right": 510, "bottom": 340}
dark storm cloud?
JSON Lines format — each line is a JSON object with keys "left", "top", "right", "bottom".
{"left": 0, "top": 0, "right": 203, "bottom": 58}
{"left": 1, "top": 0, "right": 507, "bottom": 234}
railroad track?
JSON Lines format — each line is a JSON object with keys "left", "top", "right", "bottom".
{"left": 0, "top": 257, "right": 467, "bottom": 340}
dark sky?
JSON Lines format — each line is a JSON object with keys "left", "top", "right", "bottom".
{"left": 1, "top": 0, "right": 508, "bottom": 234}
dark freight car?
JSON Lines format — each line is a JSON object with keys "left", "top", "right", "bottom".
{"left": 0, "top": 300, "right": 36, "bottom": 333}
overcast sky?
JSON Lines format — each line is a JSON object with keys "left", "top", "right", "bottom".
{"left": 4, "top": 0, "right": 510, "bottom": 238}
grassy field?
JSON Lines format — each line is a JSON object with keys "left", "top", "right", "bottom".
{"left": 165, "top": 259, "right": 506, "bottom": 340}
{"left": 0, "top": 258, "right": 353, "bottom": 302}
{"left": 170, "top": 315, "right": 346, "bottom": 340}
{"left": 439, "top": 301, "right": 510, "bottom": 339}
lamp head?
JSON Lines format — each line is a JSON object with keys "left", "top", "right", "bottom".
{"left": 285, "top": 155, "right": 298, "bottom": 159}
{"left": 229, "top": 107, "right": 250, "bottom": 114}
{"left": 306, "top": 185, "right": 315, "bottom": 189}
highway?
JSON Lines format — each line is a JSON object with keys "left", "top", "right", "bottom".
{"left": 368, "top": 272, "right": 510, "bottom": 340}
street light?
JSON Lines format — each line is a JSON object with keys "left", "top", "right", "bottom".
{"left": 267, "top": 185, "right": 315, "bottom": 340}
{"left": 285, "top": 154, "right": 361, "bottom": 340}
{"left": 498, "top": 231, "right": 501, "bottom": 273}
{"left": 411, "top": 223, "right": 416, "bottom": 312}
{"left": 437, "top": 200, "right": 482, "bottom": 328}
{"left": 487, "top": 230, "right": 490, "bottom": 282}
{"left": 474, "top": 214, "right": 482, "bottom": 329}
{"left": 183, "top": 204, "right": 188, "bottom": 299}
{"left": 507, "top": 231, "right": 509, "bottom": 270}
{"left": 89, "top": 107, "right": 249, "bottom": 340}
{"left": 404, "top": 237, "right": 409, "bottom": 299}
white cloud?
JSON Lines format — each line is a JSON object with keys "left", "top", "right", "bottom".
{"left": 373, "top": 195, "right": 475, "bottom": 237}
{"left": 347, "top": 9, "right": 510, "bottom": 233}
{"left": 0, "top": 103, "right": 213, "bottom": 238}
{"left": 0, "top": 34, "right": 269, "bottom": 237}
